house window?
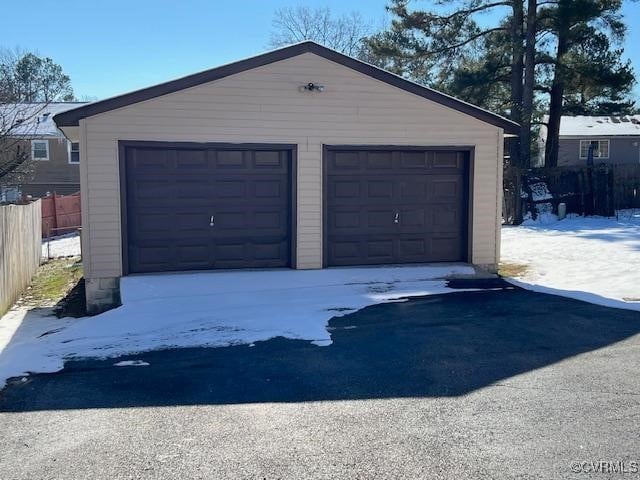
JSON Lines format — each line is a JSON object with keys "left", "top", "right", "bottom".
{"left": 68, "top": 142, "right": 80, "bottom": 164}
{"left": 579, "top": 139, "right": 610, "bottom": 159}
{"left": 31, "top": 140, "right": 49, "bottom": 160}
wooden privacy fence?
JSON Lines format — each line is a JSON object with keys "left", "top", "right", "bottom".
{"left": 504, "top": 164, "right": 640, "bottom": 221}
{"left": 41, "top": 192, "right": 81, "bottom": 238}
{"left": 0, "top": 200, "right": 42, "bottom": 316}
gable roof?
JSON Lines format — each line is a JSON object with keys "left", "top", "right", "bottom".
{"left": 559, "top": 115, "right": 640, "bottom": 137}
{"left": 53, "top": 41, "right": 519, "bottom": 134}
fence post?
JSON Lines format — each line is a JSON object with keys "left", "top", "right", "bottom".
{"left": 608, "top": 165, "right": 615, "bottom": 216}
{"left": 514, "top": 169, "right": 524, "bottom": 224}
{"left": 51, "top": 193, "right": 58, "bottom": 235}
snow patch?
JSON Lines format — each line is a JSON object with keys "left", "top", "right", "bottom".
{"left": 522, "top": 211, "right": 559, "bottom": 226}
{"left": 558, "top": 115, "right": 640, "bottom": 136}
{"left": 0, "top": 265, "right": 477, "bottom": 388}
{"left": 42, "top": 233, "right": 81, "bottom": 259}
{"left": 113, "top": 360, "right": 149, "bottom": 367}
{"left": 502, "top": 210, "right": 640, "bottom": 310}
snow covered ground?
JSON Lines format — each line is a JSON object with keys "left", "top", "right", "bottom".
{"left": 0, "top": 264, "right": 478, "bottom": 388}
{"left": 42, "top": 233, "right": 81, "bottom": 259}
{"left": 501, "top": 210, "right": 640, "bottom": 310}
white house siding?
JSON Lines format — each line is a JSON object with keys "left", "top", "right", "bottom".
{"left": 80, "top": 52, "right": 503, "bottom": 281}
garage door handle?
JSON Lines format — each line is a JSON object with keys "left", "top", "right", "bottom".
{"left": 394, "top": 212, "right": 399, "bottom": 224}
{"left": 209, "top": 215, "right": 215, "bottom": 227}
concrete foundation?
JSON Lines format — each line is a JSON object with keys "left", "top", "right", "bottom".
{"left": 85, "top": 277, "right": 121, "bottom": 315}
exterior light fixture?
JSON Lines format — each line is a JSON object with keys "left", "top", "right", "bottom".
{"left": 300, "top": 82, "right": 325, "bottom": 92}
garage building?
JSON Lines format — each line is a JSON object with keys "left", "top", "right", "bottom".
{"left": 54, "top": 41, "right": 518, "bottom": 313}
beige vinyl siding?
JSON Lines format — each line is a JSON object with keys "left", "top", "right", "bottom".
{"left": 82, "top": 52, "right": 502, "bottom": 278}
{"left": 495, "top": 130, "right": 504, "bottom": 264}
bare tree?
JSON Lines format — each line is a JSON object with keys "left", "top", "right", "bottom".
{"left": 270, "top": 6, "right": 372, "bottom": 57}
{"left": 0, "top": 48, "right": 74, "bottom": 199}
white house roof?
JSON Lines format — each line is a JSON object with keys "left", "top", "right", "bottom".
{"left": 559, "top": 115, "right": 640, "bottom": 137}
{"left": 0, "top": 102, "right": 88, "bottom": 137}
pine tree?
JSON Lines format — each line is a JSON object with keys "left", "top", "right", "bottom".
{"left": 365, "top": 0, "right": 636, "bottom": 219}
{"left": 541, "top": 0, "right": 632, "bottom": 166}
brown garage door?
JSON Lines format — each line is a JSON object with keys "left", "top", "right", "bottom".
{"left": 123, "top": 143, "right": 293, "bottom": 274}
{"left": 325, "top": 147, "right": 468, "bottom": 266}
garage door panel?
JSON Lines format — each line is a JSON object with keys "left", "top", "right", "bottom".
{"left": 134, "top": 179, "right": 172, "bottom": 200}
{"left": 213, "top": 209, "right": 287, "bottom": 233}
{"left": 176, "top": 244, "right": 211, "bottom": 265}
{"left": 252, "top": 241, "right": 287, "bottom": 261}
{"left": 430, "top": 177, "right": 463, "bottom": 201}
{"left": 398, "top": 238, "right": 427, "bottom": 257}
{"left": 432, "top": 151, "right": 463, "bottom": 170}
{"left": 173, "top": 179, "right": 210, "bottom": 199}
{"left": 175, "top": 212, "right": 209, "bottom": 231}
{"left": 332, "top": 210, "right": 361, "bottom": 229}
{"left": 366, "top": 152, "right": 393, "bottom": 169}
{"left": 331, "top": 179, "right": 400, "bottom": 204}
{"left": 327, "top": 239, "right": 364, "bottom": 265}
{"left": 215, "top": 180, "right": 246, "bottom": 198}
{"left": 254, "top": 180, "right": 283, "bottom": 198}
{"left": 125, "top": 144, "right": 292, "bottom": 273}
{"left": 397, "top": 208, "right": 426, "bottom": 228}
{"left": 132, "top": 209, "right": 211, "bottom": 234}
{"left": 253, "top": 211, "right": 286, "bottom": 230}
{"left": 326, "top": 148, "right": 467, "bottom": 266}
{"left": 431, "top": 209, "right": 461, "bottom": 232}
{"left": 215, "top": 150, "right": 246, "bottom": 167}
{"left": 254, "top": 150, "right": 283, "bottom": 168}
{"left": 214, "top": 242, "right": 246, "bottom": 262}
{"left": 328, "top": 207, "right": 397, "bottom": 233}
{"left": 367, "top": 239, "right": 394, "bottom": 259}
{"left": 332, "top": 151, "right": 360, "bottom": 170}
{"left": 331, "top": 244, "right": 357, "bottom": 263}
{"left": 131, "top": 149, "right": 170, "bottom": 170}
{"left": 400, "top": 151, "right": 428, "bottom": 168}
{"left": 134, "top": 212, "right": 172, "bottom": 235}
{"left": 431, "top": 236, "right": 463, "bottom": 260}
{"left": 176, "top": 149, "right": 208, "bottom": 168}
{"left": 214, "top": 239, "right": 288, "bottom": 268}
{"left": 332, "top": 180, "right": 360, "bottom": 199}
{"left": 130, "top": 245, "right": 172, "bottom": 273}
{"left": 214, "top": 211, "right": 248, "bottom": 229}
{"left": 399, "top": 179, "right": 428, "bottom": 200}
{"left": 367, "top": 210, "right": 396, "bottom": 228}
{"left": 367, "top": 180, "right": 394, "bottom": 199}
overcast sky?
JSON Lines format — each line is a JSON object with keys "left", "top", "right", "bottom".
{"left": 1, "top": 0, "right": 638, "bottom": 101}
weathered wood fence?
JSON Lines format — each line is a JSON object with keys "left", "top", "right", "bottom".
{"left": 41, "top": 192, "right": 81, "bottom": 238}
{"left": 504, "top": 164, "right": 640, "bottom": 222}
{"left": 0, "top": 200, "right": 42, "bottom": 316}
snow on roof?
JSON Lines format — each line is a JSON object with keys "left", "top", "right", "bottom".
{"left": 0, "top": 102, "right": 88, "bottom": 137}
{"left": 559, "top": 115, "right": 640, "bottom": 137}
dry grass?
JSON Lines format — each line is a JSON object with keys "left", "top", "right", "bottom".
{"left": 498, "top": 262, "right": 529, "bottom": 278}
{"left": 15, "top": 258, "right": 83, "bottom": 308}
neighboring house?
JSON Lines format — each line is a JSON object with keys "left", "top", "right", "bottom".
{"left": 536, "top": 115, "right": 640, "bottom": 167}
{"left": 53, "top": 41, "right": 518, "bottom": 314}
{"left": 0, "top": 102, "right": 87, "bottom": 201}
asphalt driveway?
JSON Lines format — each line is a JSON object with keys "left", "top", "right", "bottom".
{"left": 1, "top": 280, "right": 639, "bottom": 479}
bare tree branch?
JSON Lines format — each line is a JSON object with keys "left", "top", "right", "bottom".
{"left": 269, "top": 6, "right": 372, "bottom": 57}
{"left": 0, "top": 49, "right": 75, "bottom": 194}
